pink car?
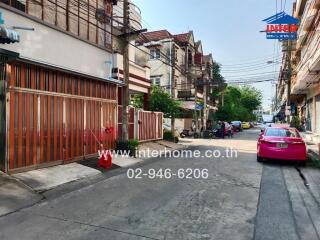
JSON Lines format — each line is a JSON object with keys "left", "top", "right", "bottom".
{"left": 257, "top": 127, "right": 307, "bottom": 163}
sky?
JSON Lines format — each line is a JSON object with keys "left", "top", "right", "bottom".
{"left": 133, "top": 0, "right": 293, "bottom": 110}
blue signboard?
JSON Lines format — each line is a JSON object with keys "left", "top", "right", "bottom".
{"left": 0, "top": 12, "right": 4, "bottom": 25}
{"left": 263, "top": 12, "right": 299, "bottom": 40}
{"left": 195, "top": 103, "right": 204, "bottom": 110}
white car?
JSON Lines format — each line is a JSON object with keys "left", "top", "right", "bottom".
{"left": 260, "top": 122, "right": 273, "bottom": 130}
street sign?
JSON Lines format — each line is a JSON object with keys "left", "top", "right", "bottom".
{"left": 0, "top": 12, "right": 4, "bottom": 25}
{"left": 0, "top": 26, "right": 20, "bottom": 44}
{"left": 195, "top": 103, "right": 204, "bottom": 110}
{"left": 262, "top": 12, "right": 299, "bottom": 40}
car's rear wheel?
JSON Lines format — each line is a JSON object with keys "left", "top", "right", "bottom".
{"left": 257, "top": 155, "right": 263, "bottom": 162}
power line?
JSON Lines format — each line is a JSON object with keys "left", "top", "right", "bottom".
{"left": 220, "top": 56, "right": 282, "bottom": 67}
{"left": 219, "top": 54, "right": 282, "bottom": 66}
{"left": 227, "top": 79, "right": 275, "bottom": 85}
{"left": 223, "top": 71, "right": 280, "bottom": 78}
{"left": 41, "top": 0, "right": 187, "bottom": 76}
{"left": 221, "top": 58, "right": 282, "bottom": 70}
{"left": 221, "top": 62, "right": 281, "bottom": 72}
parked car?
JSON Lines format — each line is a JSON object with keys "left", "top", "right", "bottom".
{"left": 241, "top": 122, "right": 251, "bottom": 129}
{"left": 231, "top": 121, "right": 242, "bottom": 132}
{"left": 257, "top": 127, "right": 307, "bottom": 164}
{"left": 260, "top": 121, "right": 273, "bottom": 130}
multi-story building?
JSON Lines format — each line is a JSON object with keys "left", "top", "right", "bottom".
{"left": 279, "top": 0, "right": 320, "bottom": 143}
{"left": 136, "top": 29, "right": 216, "bottom": 130}
{"left": 111, "top": 0, "right": 151, "bottom": 110}
{"left": 0, "top": 0, "right": 121, "bottom": 172}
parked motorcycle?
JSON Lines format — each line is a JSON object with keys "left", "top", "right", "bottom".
{"left": 180, "top": 128, "right": 200, "bottom": 138}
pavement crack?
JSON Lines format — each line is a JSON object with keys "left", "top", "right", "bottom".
{"left": 34, "top": 213, "right": 162, "bottom": 240}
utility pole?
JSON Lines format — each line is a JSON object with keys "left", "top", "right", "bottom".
{"left": 121, "top": 0, "right": 130, "bottom": 141}
{"left": 171, "top": 42, "right": 176, "bottom": 135}
{"left": 118, "top": 0, "right": 147, "bottom": 141}
{"left": 286, "top": 40, "right": 292, "bottom": 123}
{"left": 203, "top": 78, "right": 207, "bottom": 129}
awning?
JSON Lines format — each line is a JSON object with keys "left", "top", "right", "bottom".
{"left": 0, "top": 26, "right": 20, "bottom": 44}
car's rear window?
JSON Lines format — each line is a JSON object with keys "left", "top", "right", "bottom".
{"left": 265, "top": 128, "right": 299, "bottom": 138}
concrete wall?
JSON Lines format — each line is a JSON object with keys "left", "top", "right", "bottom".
{"left": 1, "top": 8, "right": 113, "bottom": 80}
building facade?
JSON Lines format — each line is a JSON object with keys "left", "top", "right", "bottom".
{"left": 277, "top": 0, "right": 320, "bottom": 143}
{"left": 111, "top": 0, "right": 151, "bottom": 110}
{"left": 0, "top": 0, "right": 121, "bottom": 172}
{"left": 136, "top": 30, "right": 216, "bottom": 130}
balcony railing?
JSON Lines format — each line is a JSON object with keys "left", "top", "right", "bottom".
{"left": 1, "top": 0, "right": 114, "bottom": 48}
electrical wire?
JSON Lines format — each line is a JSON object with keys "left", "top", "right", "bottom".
{"left": 38, "top": 0, "right": 187, "bottom": 76}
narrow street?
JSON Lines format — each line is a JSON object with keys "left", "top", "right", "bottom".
{"left": 1, "top": 129, "right": 318, "bottom": 240}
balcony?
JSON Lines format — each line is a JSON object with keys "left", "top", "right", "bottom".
{"left": 0, "top": 0, "right": 114, "bottom": 48}
{"left": 112, "top": 53, "right": 151, "bottom": 94}
{"left": 303, "top": 13, "right": 317, "bottom": 31}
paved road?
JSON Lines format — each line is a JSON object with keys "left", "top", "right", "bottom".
{"left": 0, "top": 129, "right": 319, "bottom": 240}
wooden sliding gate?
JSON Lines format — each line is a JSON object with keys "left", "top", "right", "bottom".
{"left": 7, "top": 62, "right": 117, "bottom": 172}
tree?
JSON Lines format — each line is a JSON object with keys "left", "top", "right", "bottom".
{"left": 214, "top": 86, "right": 262, "bottom": 122}
{"left": 149, "top": 86, "right": 181, "bottom": 118}
{"left": 239, "top": 86, "right": 262, "bottom": 112}
{"left": 130, "top": 93, "right": 144, "bottom": 109}
{"left": 210, "top": 61, "right": 227, "bottom": 103}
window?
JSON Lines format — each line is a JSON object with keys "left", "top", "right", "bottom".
{"left": 151, "top": 77, "right": 161, "bottom": 86}
{"left": 150, "top": 48, "right": 161, "bottom": 59}
{"left": 265, "top": 128, "right": 299, "bottom": 138}
{"left": 8, "top": 0, "right": 25, "bottom": 12}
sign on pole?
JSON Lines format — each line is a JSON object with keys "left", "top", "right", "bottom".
{"left": 262, "top": 12, "right": 299, "bottom": 40}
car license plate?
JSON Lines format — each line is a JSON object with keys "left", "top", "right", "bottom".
{"left": 277, "top": 143, "right": 288, "bottom": 148}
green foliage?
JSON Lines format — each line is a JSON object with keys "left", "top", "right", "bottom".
{"left": 210, "top": 61, "right": 227, "bottom": 103}
{"left": 290, "top": 116, "right": 302, "bottom": 131}
{"left": 215, "top": 86, "right": 262, "bottom": 122}
{"left": 163, "top": 130, "right": 179, "bottom": 143}
{"left": 149, "top": 86, "right": 181, "bottom": 118}
{"left": 131, "top": 93, "right": 144, "bottom": 109}
{"left": 163, "top": 130, "right": 174, "bottom": 141}
{"left": 240, "top": 86, "right": 263, "bottom": 112}
{"left": 116, "top": 139, "right": 139, "bottom": 157}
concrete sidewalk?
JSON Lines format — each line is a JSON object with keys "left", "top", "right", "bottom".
{"left": 301, "top": 132, "right": 319, "bottom": 161}
{"left": 0, "top": 172, "right": 42, "bottom": 217}
{"left": 13, "top": 163, "right": 102, "bottom": 192}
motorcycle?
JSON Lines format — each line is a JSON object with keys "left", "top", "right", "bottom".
{"left": 180, "top": 128, "right": 200, "bottom": 138}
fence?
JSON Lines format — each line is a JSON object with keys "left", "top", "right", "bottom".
{"left": 118, "top": 106, "right": 163, "bottom": 142}
{"left": 6, "top": 62, "right": 118, "bottom": 173}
